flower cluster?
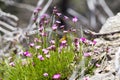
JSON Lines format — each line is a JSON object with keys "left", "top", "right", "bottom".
{"left": 5, "top": 7, "right": 99, "bottom": 80}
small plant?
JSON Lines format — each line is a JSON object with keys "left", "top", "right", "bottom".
{"left": 0, "top": 7, "right": 98, "bottom": 80}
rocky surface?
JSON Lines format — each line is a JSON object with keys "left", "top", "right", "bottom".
{"left": 99, "top": 12, "right": 120, "bottom": 34}
{"left": 89, "top": 12, "right": 120, "bottom": 80}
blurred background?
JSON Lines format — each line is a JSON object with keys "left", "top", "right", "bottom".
{"left": 0, "top": 0, "right": 120, "bottom": 32}
{"left": 0, "top": 0, "right": 120, "bottom": 57}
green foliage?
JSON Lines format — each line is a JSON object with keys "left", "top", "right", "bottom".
{"left": 4, "top": 50, "right": 74, "bottom": 80}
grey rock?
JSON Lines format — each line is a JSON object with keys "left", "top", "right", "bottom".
{"left": 90, "top": 72, "right": 115, "bottom": 80}
{"left": 99, "top": 12, "right": 120, "bottom": 34}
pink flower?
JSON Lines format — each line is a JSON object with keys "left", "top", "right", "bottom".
{"left": 52, "top": 24, "right": 58, "bottom": 31}
{"left": 63, "top": 30, "right": 68, "bottom": 34}
{"left": 53, "top": 74, "right": 61, "bottom": 79}
{"left": 34, "top": 38, "right": 39, "bottom": 42}
{"left": 40, "top": 32, "right": 47, "bottom": 36}
{"left": 26, "top": 53, "right": 31, "bottom": 57}
{"left": 50, "top": 40, "right": 55, "bottom": 45}
{"left": 64, "top": 16, "right": 69, "bottom": 20}
{"left": 32, "top": 17, "right": 37, "bottom": 22}
{"left": 83, "top": 76, "right": 90, "bottom": 80}
{"left": 60, "top": 25, "right": 65, "bottom": 29}
{"left": 56, "top": 21, "right": 61, "bottom": 24}
{"left": 84, "top": 52, "right": 92, "bottom": 57}
{"left": 56, "top": 13, "right": 61, "bottom": 16}
{"left": 92, "top": 40, "right": 97, "bottom": 45}
{"left": 72, "top": 17, "right": 78, "bottom": 23}
{"left": 38, "top": 55, "right": 44, "bottom": 61}
{"left": 43, "top": 73, "right": 48, "bottom": 77}
{"left": 29, "top": 43, "right": 35, "bottom": 47}
{"left": 33, "top": 9, "right": 38, "bottom": 14}
{"left": 44, "top": 20, "right": 50, "bottom": 24}
{"left": 9, "top": 62, "right": 15, "bottom": 67}
{"left": 72, "top": 29, "right": 76, "bottom": 32}
{"left": 46, "top": 54, "right": 50, "bottom": 58}
{"left": 35, "top": 45, "right": 41, "bottom": 49}
{"left": 38, "top": 55, "right": 42, "bottom": 58}
{"left": 34, "top": 7, "right": 41, "bottom": 14}
{"left": 18, "top": 51, "right": 24, "bottom": 55}
{"left": 61, "top": 40, "right": 67, "bottom": 44}
{"left": 36, "top": 7, "right": 42, "bottom": 11}
{"left": 42, "top": 49, "right": 49, "bottom": 54}
{"left": 23, "top": 51, "right": 32, "bottom": 57}
{"left": 96, "top": 63, "right": 100, "bottom": 67}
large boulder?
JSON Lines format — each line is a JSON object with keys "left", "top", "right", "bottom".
{"left": 99, "top": 12, "right": 120, "bottom": 34}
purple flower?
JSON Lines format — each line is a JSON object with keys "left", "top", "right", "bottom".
{"left": 23, "top": 51, "right": 32, "bottom": 57}
{"left": 74, "top": 38, "right": 80, "bottom": 48}
{"left": 52, "top": 24, "right": 58, "bottom": 31}
{"left": 34, "top": 7, "right": 41, "bottom": 14}
{"left": 38, "top": 55, "right": 42, "bottom": 58}
{"left": 42, "top": 49, "right": 49, "bottom": 54}
{"left": 43, "top": 73, "right": 48, "bottom": 77}
{"left": 9, "top": 62, "right": 15, "bottom": 67}
{"left": 61, "top": 40, "right": 67, "bottom": 46}
{"left": 38, "top": 55, "right": 44, "bottom": 61}
{"left": 52, "top": 74, "right": 61, "bottom": 79}
{"left": 59, "top": 40, "right": 67, "bottom": 50}
{"left": 72, "top": 17, "right": 78, "bottom": 23}
{"left": 44, "top": 20, "right": 50, "bottom": 24}
{"left": 84, "top": 52, "right": 92, "bottom": 57}
{"left": 39, "top": 26, "right": 44, "bottom": 32}
{"left": 80, "top": 37, "right": 86, "bottom": 43}
{"left": 47, "top": 45, "right": 56, "bottom": 51}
